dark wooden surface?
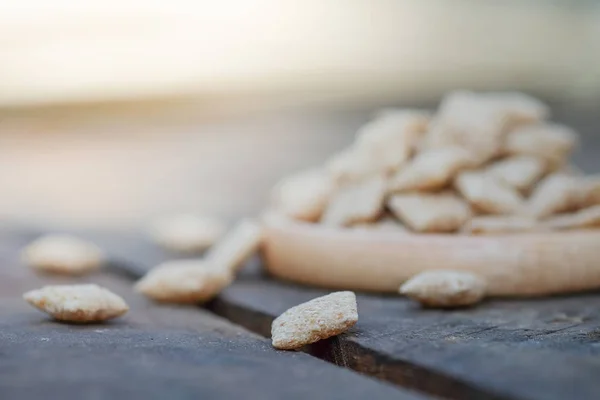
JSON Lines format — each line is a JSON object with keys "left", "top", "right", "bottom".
{"left": 92, "top": 231, "right": 600, "bottom": 400}
{"left": 0, "top": 230, "right": 425, "bottom": 400}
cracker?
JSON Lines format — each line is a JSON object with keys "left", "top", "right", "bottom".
{"left": 455, "top": 171, "right": 524, "bottom": 215}
{"left": 135, "top": 260, "right": 232, "bottom": 304}
{"left": 147, "top": 214, "right": 226, "bottom": 254}
{"left": 22, "top": 235, "right": 103, "bottom": 275}
{"left": 481, "top": 91, "right": 549, "bottom": 126}
{"left": 326, "top": 146, "right": 380, "bottom": 183}
{"left": 204, "top": 219, "right": 264, "bottom": 273}
{"left": 527, "top": 173, "right": 587, "bottom": 218}
{"left": 354, "top": 110, "right": 430, "bottom": 172}
{"left": 270, "top": 168, "right": 335, "bottom": 222}
{"left": 321, "top": 176, "right": 386, "bottom": 226}
{"left": 271, "top": 291, "right": 358, "bottom": 350}
{"left": 461, "top": 216, "right": 540, "bottom": 235}
{"left": 388, "top": 193, "right": 471, "bottom": 233}
{"left": 388, "top": 146, "right": 477, "bottom": 192}
{"left": 543, "top": 205, "right": 600, "bottom": 230}
{"left": 423, "top": 91, "right": 510, "bottom": 162}
{"left": 504, "top": 123, "right": 578, "bottom": 166}
{"left": 399, "top": 271, "right": 486, "bottom": 308}
{"left": 485, "top": 155, "right": 547, "bottom": 192}
{"left": 23, "top": 284, "right": 128, "bottom": 323}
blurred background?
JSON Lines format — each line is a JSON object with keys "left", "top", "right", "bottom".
{"left": 1, "top": 0, "right": 599, "bottom": 229}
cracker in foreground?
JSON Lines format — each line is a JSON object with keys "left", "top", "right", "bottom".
{"left": 204, "top": 219, "right": 263, "bottom": 273}
{"left": 400, "top": 271, "right": 486, "bottom": 308}
{"left": 455, "top": 171, "right": 524, "bottom": 215}
{"left": 321, "top": 175, "right": 386, "bottom": 226}
{"left": 22, "top": 234, "right": 104, "bottom": 275}
{"left": 504, "top": 123, "right": 578, "bottom": 166}
{"left": 148, "top": 214, "right": 226, "bottom": 253}
{"left": 135, "top": 260, "right": 232, "bottom": 303}
{"left": 485, "top": 156, "right": 547, "bottom": 192}
{"left": 543, "top": 205, "right": 600, "bottom": 231}
{"left": 271, "top": 291, "right": 358, "bottom": 350}
{"left": 270, "top": 168, "right": 335, "bottom": 222}
{"left": 461, "top": 216, "right": 540, "bottom": 235}
{"left": 388, "top": 193, "right": 471, "bottom": 232}
{"left": 527, "top": 173, "right": 587, "bottom": 218}
{"left": 23, "top": 284, "right": 128, "bottom": 323}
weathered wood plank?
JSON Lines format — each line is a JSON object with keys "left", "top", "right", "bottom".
{"left": 0, "top": 232, "right": 425, "bottom": 400}
{"left": 99, "top": 232, "right": 600, "bottom": 400}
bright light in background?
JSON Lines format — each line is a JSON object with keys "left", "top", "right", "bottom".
{"left": 0, "top": 0, "right": 598, "bottom": 106}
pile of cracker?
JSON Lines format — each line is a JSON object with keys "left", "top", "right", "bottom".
{"left": 271, "top": 91, "right": 600, "bottom": 234}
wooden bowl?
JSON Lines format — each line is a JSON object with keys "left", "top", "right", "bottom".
{"left": 262, "top": 214, "right": 600, "bottom": 296}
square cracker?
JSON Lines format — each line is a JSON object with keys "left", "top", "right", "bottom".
{"left": 321, "top": 175, "right": 387, "bottom": 226}
{"left": 455, "top": 171, "right": 524, "bottom": 215}
{"left": 485, "top": 155, "right": 547, "bottom": 192}
{"left": 389, "top": 146, "right": 477, "bottom": 192}
{"left": 543, "top": 205, "right": 600, "bottom": 230}
{"left": 388, "top": 192, "right": 471, "bottom": 233}
{"left": 527, "top": 173, "right": 587, "bottom": 219}
{"left": 504, "top": 123, "right": 578, "bottom": 166}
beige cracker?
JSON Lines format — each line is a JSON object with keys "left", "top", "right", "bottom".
{"left": 24, "top": 284, "right": 128, "bottom": 323}
{"left": 321, "top": 175, "right": 386, "bottom": 226}
{"left": 485, "top": 156, "right": 547, "bottom": 192}
{"left": 400, "top": 270, "right": 486, "bottom": 308}
{"left": 271, "top": 291, "right": 358, "bottom": 350}
{"left": 135, "top": 260, "right": 232, "bottom": 304}
{"left": 389, "top": 146, "right": 477, "bottom": 192}
{"left": 205, "top": 219, "right": 264, "bottom": 274}
{"left": 148, "top": 214, "right": 226, "bottom": 254}
{"left": 388, "top": 192, "right": 471, "bottom": 233}
{"left": 455, "top": 171, "right": 524, "bottom": 215}
{"left": 22, "top": 234, "right": 104, "bottom": 275}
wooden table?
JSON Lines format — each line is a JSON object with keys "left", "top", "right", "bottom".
{"left": 2, "top": 227, "right": 599, "bottom": 400}
{"left": 2, "top": 101, "right": 600, "bottom": 399}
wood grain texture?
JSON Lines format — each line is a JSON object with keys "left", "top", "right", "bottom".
{"left": 98, "top": 232, "right": 600, "bottom": 400}
{"left": 0, "top": 231, "right": 424, "bottom": 400}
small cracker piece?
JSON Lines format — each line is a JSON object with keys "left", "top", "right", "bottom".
{"left": 135, "top": 260, "right": 233, "bottom": 304}
{"left": 527, "top": 173, "right": 587, "bottom": 218}
{"left": 22, "top": 234, "right": 104, "bottom": 275}
{"left": 271, "top": 291, "right": 358, "bottom": 350}
{"left": 504, "top": 123, "right": 578, "bottom": 166}
{"left": 321, "top": 176, "right": 386, "bottom": 226}
{"left": 147, "top": 214, "right": 226, "bottom": 254}
{"left": 388, "top": 193, "right": 471, "bottom": 233}
{"left": 455, "top": 171, "right": 525, "bottom": 215}
{"left": 542, "top": 205, "right": 600, "bottom": 231}
{"left": 270, "top": 168, "right": 335, "bottom": 222}
{"left": 388, "top": 146, "right": 477, "bottom": 192}
{"left": 399, "top": 271, "right": 486, "bottom": 308}
{"left": 461, "top": 216, "right": 540, "bottom": 235}
{"left": 23, "top": 284, "right": 128, "bottom": 323}
{"left": 354, "top": 109, "right": 430, "bottom": 172}
{"left": 485, "top": 156, "right": 547, "bottom": 192}
{"left": 204, "top": 219, "right": 264, "bottom": 273}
